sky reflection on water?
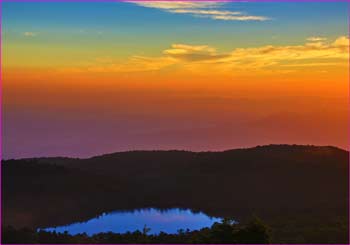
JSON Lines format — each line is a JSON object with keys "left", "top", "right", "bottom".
{"left": 42, "top": 208, "right": 222, "bottom": 235}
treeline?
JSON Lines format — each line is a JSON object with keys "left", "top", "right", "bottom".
{"left": 2, "top": 217, "right": 271, "bottom": 244}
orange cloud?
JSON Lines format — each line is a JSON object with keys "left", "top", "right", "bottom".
{"left": 61, "top": 36, "right": 348, "bottom": 76}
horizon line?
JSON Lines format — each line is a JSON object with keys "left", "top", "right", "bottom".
{"left": 2, "top": 143, "right": 348, "bottom": 161}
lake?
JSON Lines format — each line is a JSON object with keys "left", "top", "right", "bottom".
{"left": 40, "top": 208, "right": 222, "bottom": 235}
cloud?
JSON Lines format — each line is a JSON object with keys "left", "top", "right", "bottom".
{"left": 165, "top": 36, "right": 347, "bottom": 60}
{"left": 332, "top": 36, "right": 349, "bottom": 48}
{"left": 169, "top": 9, "right": 242, "bottom": 16}
{"left": 162, "top": 44, "right": 227, "bottom": 61}
{"left": 212, "top": 15, "right": 269, "bottom": 21}
{"left": 144, "top": 36, "right": 349, "bottom": 73}
{"left": 65, "top": 36, "right": 348, "bottom": 74}
{"left": 127, "top": 1, "right": 221, "bottom": 10}
{"left": 220, "top": 37, "right": 348, "bottom": 69}
{"left": 23, "top": 32, "right": 36, "bottom": 37}
{"left": 307, "top": 36, "right": 327, "bottom": 42}
{"left": 128, "top": 1, "right": 270, "bottom": 21}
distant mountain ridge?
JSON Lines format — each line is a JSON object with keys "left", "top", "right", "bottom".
{"left": 7, "top": 143, "right": 347, "bottom": 161}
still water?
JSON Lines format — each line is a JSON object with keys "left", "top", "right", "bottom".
{"left": 42, "top": 208, "right": 222, "bottom": 235}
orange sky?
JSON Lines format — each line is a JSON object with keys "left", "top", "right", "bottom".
{"left": 2, "top": 2, "right": 349, "bottom": 158}
{"left": 3, "top": 59, "right": 349, "bottom": 158}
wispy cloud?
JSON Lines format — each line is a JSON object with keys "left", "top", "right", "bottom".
{"left": 63, "top": 36, "right": 348, "bottom": 74}
{"left": 23, "top": 32, "right": 37, "bottom": 37}
{"left": 127, "top": 1, "right": 221, "bottom": 10}
{"left": 307, "top": 36, "right": 327, "bottom": 42}
{"left": 162, "top": 43, "right": 229, "bottom": 61}
{"left": 211, "top": 15, "right": 269, "bottom": 21}
{"left": 159, "top": 36, "right": 348, "bottom": 66}
{"left": 127, "top": 1, "right": 270, "bottom": 21}
{"left": 169, "top": 9, "right": 242, "bottom": 16}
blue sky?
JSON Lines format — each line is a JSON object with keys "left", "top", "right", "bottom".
{"left": 3, "top": 1, "right": 348, "bottom": 54}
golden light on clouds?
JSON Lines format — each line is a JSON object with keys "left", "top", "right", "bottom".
{"left": 60, "top": 36, "right": 349, "bottom": 77}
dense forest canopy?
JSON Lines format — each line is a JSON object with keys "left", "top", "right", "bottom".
{"left": 2, "top": 145, "right": 349, "bottom": 243}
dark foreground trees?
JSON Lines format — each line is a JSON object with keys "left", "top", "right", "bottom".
{"left": 2, "top": 217, "right": 271, "bottom": 244}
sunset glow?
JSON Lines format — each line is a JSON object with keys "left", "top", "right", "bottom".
{"left": 2, "top": 1, "right": 349, "bottom": 159}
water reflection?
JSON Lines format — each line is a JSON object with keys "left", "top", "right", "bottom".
{"left": 42, "top": 208, "right": 222, "bottom": 235}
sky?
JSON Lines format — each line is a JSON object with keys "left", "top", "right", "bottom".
{"left": 2, "top": 1, "right": 349, "bottom": 159}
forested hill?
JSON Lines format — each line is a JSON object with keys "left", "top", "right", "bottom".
{"left": 2, "top": 144, "right": 349, "bottom": 243}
